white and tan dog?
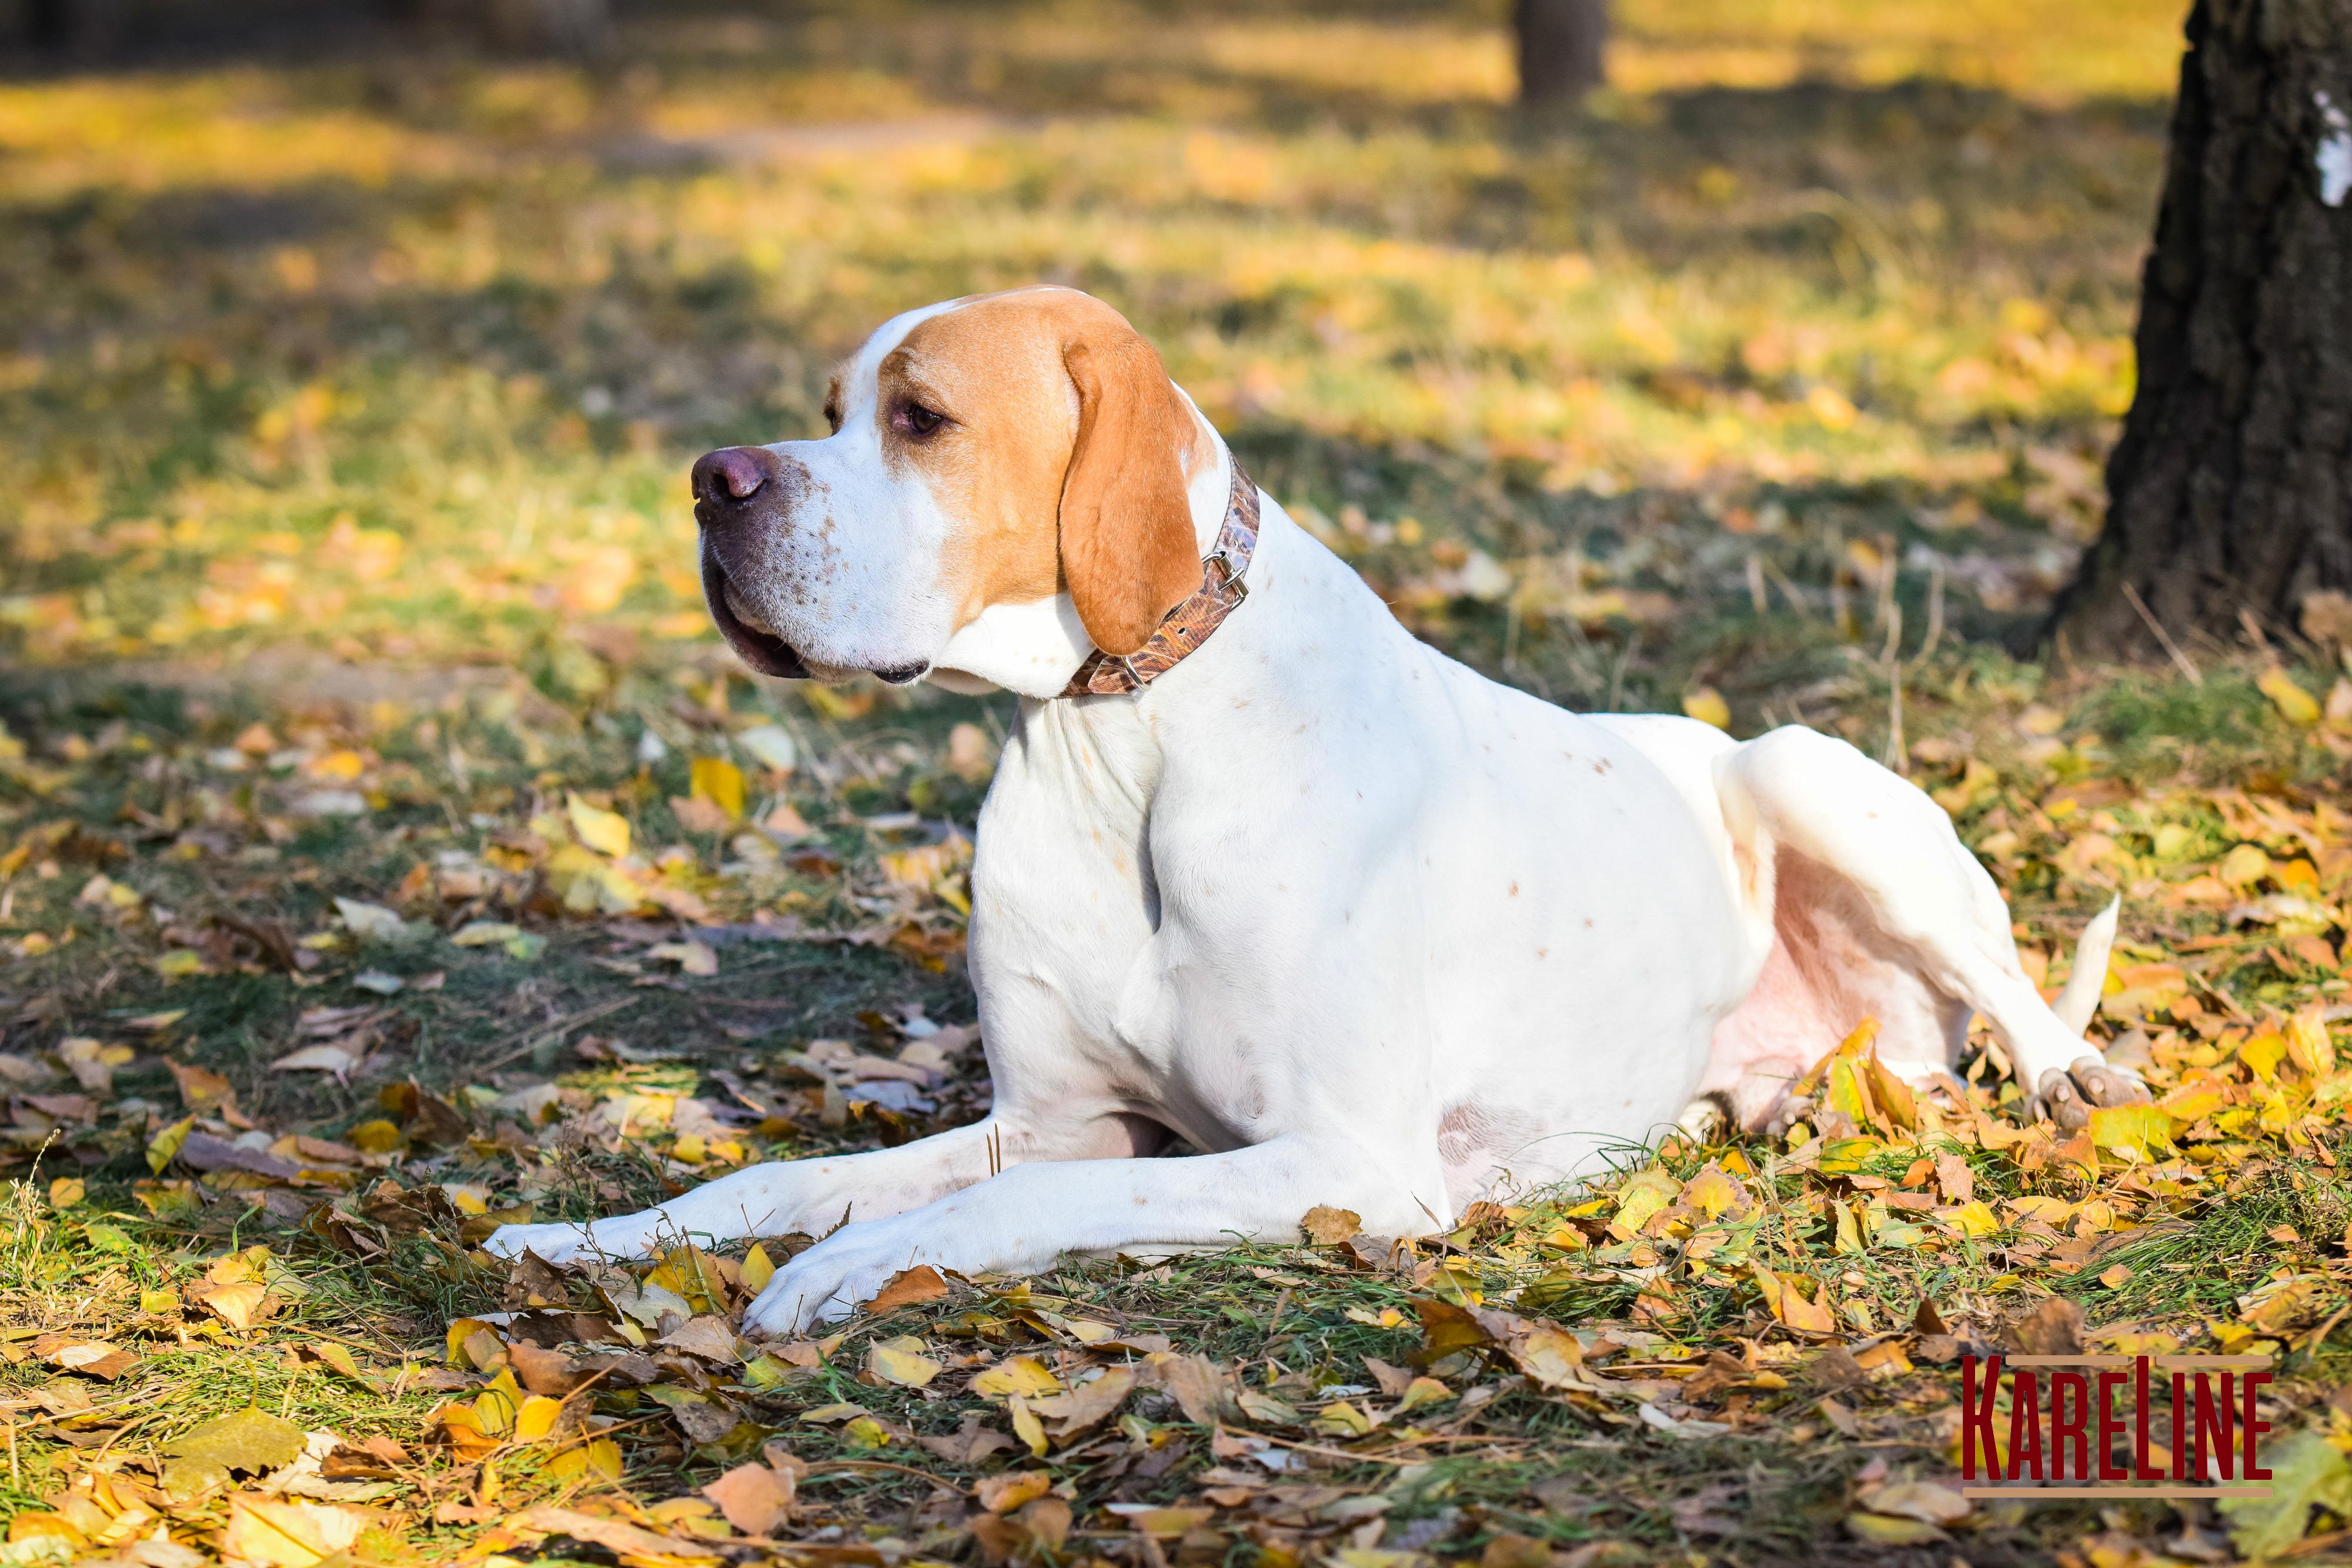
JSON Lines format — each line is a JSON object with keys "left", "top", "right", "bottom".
{"left": 487, "top": 287, "right": 2145, "bottom": 1331}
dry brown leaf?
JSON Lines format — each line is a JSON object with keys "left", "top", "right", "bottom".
{"left": 866, "top": 1264, "right": 950, "bottom": 1312}
{"left": 1030, "top": 1365, "right": 1137, "bottom": 1437}
{"left": 701, "top": 1460, "right": 794, "bottom": 1536}
{"left": 191, "top": 1279, "right": 273, "bottom": 1331}
{"left": 1299, "top": 1205, "right": 1363, "bottom": 1245}
{"left": 2006, "top": 1295, "right": 2084, "bottom": 1355}
{"left": 513, "top": 1505, "right": 722, "bottom": 1562}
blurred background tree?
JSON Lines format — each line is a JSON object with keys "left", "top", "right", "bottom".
{"left": 1514, "top": 0, "right": 1608, "bottom": 105}
{"left": 14, "top": 0, "right": 609, "bottom": 55}
{"left": 2052, "top": 0, "right": 2352, "bottom": 661}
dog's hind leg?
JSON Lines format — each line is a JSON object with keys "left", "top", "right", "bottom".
{"left": 1712, "top": 726, "right": 2147, "bottom": 1129}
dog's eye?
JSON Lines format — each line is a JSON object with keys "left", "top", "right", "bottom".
{"left": 823, "top": 399, "right": 841, "bottom": 434}
{"left": 901, "top": 403, "right": 945, "bottom": 437}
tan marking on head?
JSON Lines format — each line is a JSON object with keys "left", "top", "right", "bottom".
{"left": 881, "top": 288, "right": 1205, "bottom": 656}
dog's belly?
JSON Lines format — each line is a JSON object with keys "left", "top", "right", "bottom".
{"left": 1320, "top": 697, "right": 1764, "bottom": 1195}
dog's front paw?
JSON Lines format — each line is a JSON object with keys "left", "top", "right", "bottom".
{"left": 2027, "top": 1054, "right": 2151, "bottom": 1130}
{"left": 482, "top": 1218, "right": 652, "bottom": 1265}
{"left": 743, "top": 1220, "right": 929, "bottom": 1336}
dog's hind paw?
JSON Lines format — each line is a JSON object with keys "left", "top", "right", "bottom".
{"left": 2028, "top": 1054, "right": 2151, "bottom": 1131}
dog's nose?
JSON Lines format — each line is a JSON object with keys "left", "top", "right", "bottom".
{"left": 692, "top": 446, "right": 772, "bottom": 508}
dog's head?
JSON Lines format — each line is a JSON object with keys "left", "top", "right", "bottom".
{"left": 690, "top": 287, "right": 1222, "bottom": 694}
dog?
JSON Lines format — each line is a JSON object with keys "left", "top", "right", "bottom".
{"left": 487, "top": 286, "right": 2146, "bottom": 1330}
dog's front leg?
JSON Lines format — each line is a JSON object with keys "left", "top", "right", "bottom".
{"left": 485, "top": 1117, "right": 1011, "bottom": 1265}
{"left": 743, "top": 1136, "right": 1435, "bottom": 1333}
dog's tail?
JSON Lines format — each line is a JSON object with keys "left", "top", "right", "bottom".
{"left": 2052, "top": 894, "right": 2120, "bottom": 1038}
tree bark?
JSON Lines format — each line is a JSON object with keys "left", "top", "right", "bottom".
{"left": 2048, "top": 0, "right": 2352, "bottom": 660}
{"left": 1514, "top": 0, "right": 1607, "bottom": 107}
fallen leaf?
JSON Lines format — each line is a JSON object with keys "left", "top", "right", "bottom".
{"left": 691, "top": 757, "right": 746, "bottom": 821}
{"left": 1846, "top": 1511, "right": 1947, "bottom": 1546}
{"left": 191, "top": 1279, "right": 273, "bottom": 1330}
{"left": 2260, "top": 667, "right": 2321, "bottom": 726}
{"left": 164, "top": 1407, "right": 306, "bottom": 1498}
{"left": 1300, "top": 1205, "right": 1362, "bottom": 1245}
{"left": 972, "top": 1355, "right": 1061, "bottom": 1398}
{"left": 649, "top": 940, "right": 718, "bottom": 977}
{"left": 975, "top": 1470, "right": 1053, "bottom": 1514}
{"left": 1030, "top": 1365, "right": 1137, "bottom": 1436}
{"left": 566, "top": 793, "right": 632, "bottom": 858}
{"left": 867, "top": 1263, "right": 949, "bottom": 1311}
{"left": 866, "top": 1337, "right": 943, "bottom": 1389}
{"left": 703, "top": 1461, "right": 794, "bottom": 1536}
{"left": 515, "top": 1505, "right": 722, "bottom": 1562}
{"left": 2006, "top": 1296, "right": 2084, "bottom": 1356}
{"left": 222, "top": 1497, "right": 378, "bottom": 1567}
{"left": 659, "top": 1315, "right": 742, "bottom": 1364}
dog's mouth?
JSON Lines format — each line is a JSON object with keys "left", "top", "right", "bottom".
{"left": 701, "top": 557, "right": 928, "bottom": 686}
{"left": 702, "top": 554, "right": 811, "bottom": 679}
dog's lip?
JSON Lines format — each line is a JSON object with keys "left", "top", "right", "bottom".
{"left": 700, "top": 558, "right": 927, "bottom": 684}
{"left": 702, "top": 556, "right": 810, "bottom": 679}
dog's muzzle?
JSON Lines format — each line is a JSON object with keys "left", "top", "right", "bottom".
{"left": 691, "top": 445, "right": 811, "bottom": 680}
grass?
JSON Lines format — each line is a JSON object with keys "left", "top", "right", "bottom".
{"left": 18, "top": 2, "right": 2352, "bottom": 1566}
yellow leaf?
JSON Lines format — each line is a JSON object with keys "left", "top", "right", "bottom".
{"left": 1846, "top": 1512, "right": 1946, "bottom": 1547}
{"left": 1397, "top": 1376, "right": 1452, "bottom": 1413}
{"left": 566, "top": 793, "right": 632, "bottom": 858}
{"left": 1678, "top": 1163, "right": 1746, "bottom": 1218}
{"left": 446, "top": 1318, "right": 495, "bottom": 1366}
{"left": 513, "top": 1393, "right": 564, "bottom": 1443}
{"left": 48, "top": 1177, "right": 83, "bottom": 1208}
{"left": 2220, "top": 844, "right": 2274, "bottom": 890}
{"left": 1945, "top": 1201, "right": 2000, "bottom": 1238}
{"left": 2287, "top": 1004, "right": 2336, "bottom": 1076}
{"left": 221, "top": 1497, "right": 375, "bottom": 1568}
{"left": 1681, "top": 687, "right": 1730, "bottom": 730}
{"left": 741, "top": 1243, "right": 775, "bottom": 1295}
{"left": 691, "top": 757, "right": 746, "bottom": 823}
{"left": 471, "top": 1370, "right": 524, "bottom": 1436}
{"left": 146, "top": 1115, "right": 194, "bottom": 1174}
{"left": 1826, "top": 1056, "right": 1876, "bottom": 1126}
{"left": 2260, "top": 667, "right": 2321, "bottom": 725}
{"left": 2241, "top": 1030, "right": 2288, "bottom": 1081}
{"left": 972, "top": 1355, "right": 1061, "bottom": 1398}
{"left": 2088, "top": 1104, "right": 2176, "bottom": 1160}
{"left": 1751, "top": 1264, "right": 1836, "bottom": 1333}
{"left": 1608, "top": 1168, "right": 1681, "bottom": 1238}
{"left": 1859, "top": 1055, "right": 1918, "bottom": 1132}
{"left": 197, "top": 1279, "right": 270, "bottom": 1330}
{"left": 2159, "top": 1083, "right": 2227, "bottom": 1122}
{"left": 866, "top": 1338, "right": 943, "bottom": 1389}
{"left": 1313, "top": 1400, "right": 1375, "bottom": 1436}
{"left": 1511, "top": 1325, "right": 1585, "bottom": 1389}
{"left": 1007, "top": 1395, "right": 1048, "bottom": 1458}
{"left": 976, "top": 1470, "right": 1053, "bottom": 1514}
{"left": 346, "top": 1119, "right": 402, "bottom": 1154}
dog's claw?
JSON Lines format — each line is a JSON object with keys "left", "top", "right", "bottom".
{"left": 2028, "top": 1053, "right": 2151, "bottom": 1129}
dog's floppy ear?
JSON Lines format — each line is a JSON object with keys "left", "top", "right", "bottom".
{"left": 1058, "top": 314, "right": 1201, "bottom": 657}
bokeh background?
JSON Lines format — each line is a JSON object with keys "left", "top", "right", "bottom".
{"left": 0, "top": 0, "right": 2183, "bottom": 727}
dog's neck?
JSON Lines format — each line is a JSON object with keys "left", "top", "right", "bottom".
{"left": 930, "top": 404, "right": 1236, "bottom": 700}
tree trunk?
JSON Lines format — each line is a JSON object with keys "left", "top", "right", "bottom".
{"left": 2049, "top": 0, "right": 2352, "bottom": 661}
{"left": 1514, "top": 0, "right": 1607, "bottom": 107}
